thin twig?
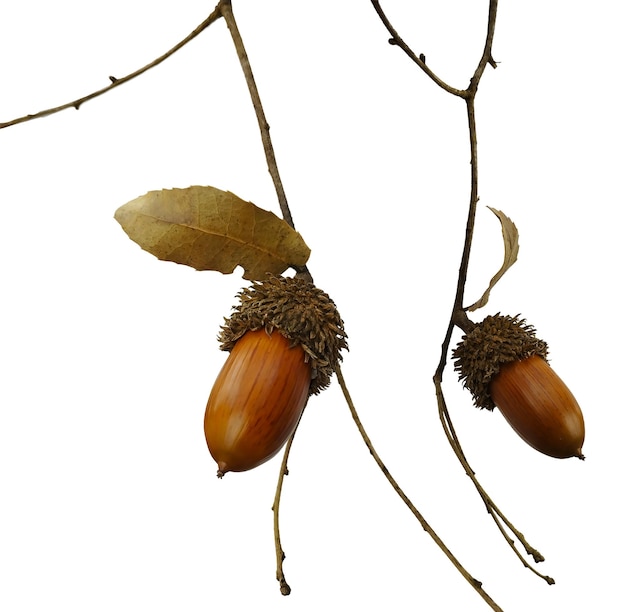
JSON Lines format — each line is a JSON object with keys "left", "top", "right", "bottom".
{"left": 336, "top": 366, "right": 504, "bottom": 612}
{"left": 435, "top": 384, "right": 555, "bottom": 585}
{"left": 370, "top": 0, "right": 465, "bottom": 97}
{"left": 444, "top": 0, "right": 501, "bottom": 322}
{"left": 0, "top": 5, "right": 224, "bottom": 130}
{"left": 271, "top": 410, "right": 306, "bottom": 596}
{"left": 219, "top": 0, "right": 295, "bottom": 231}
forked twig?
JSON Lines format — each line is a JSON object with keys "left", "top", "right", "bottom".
{"left": 435, "top": 383, "right": 555, "bottom": 584}
{"left": 372, "top": 0, "right": 553, "bottom": 586}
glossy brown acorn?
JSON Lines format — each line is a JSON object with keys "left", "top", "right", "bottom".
{"left": 204, "top": 328, "right": 312, "bottom": 477}
{"left": 490, "top": 355, "right": 585, "bottom": 459}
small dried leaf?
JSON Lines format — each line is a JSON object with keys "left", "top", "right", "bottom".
{"left": 114, "top": 186, "right": 310, "bottom": 280}
{"left": 467, "top": 207, "right": 519, "bottom": 312}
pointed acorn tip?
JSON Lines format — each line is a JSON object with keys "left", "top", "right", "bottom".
{"left": 216, "top": 461, "right": 229, "bottom": 478}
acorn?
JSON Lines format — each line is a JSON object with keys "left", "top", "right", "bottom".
{"left": 452, "top": 314, "right": 585, "bottom": 459}
{"left": 205, "top": 275, "right": 347, "bottom": 477}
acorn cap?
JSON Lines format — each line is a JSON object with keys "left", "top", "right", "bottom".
{"left": 452, "top": 314, "right": 549, "bottom": 410}
{"left": 218, "top": 275, "right": 348, "bottom": 395}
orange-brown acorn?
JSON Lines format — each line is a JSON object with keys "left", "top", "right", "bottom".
{"left": 453, "top": 314, "right": 585, "bottom": 459}
{"left": 205, "top": 275, "right": 347, "bottom": 477}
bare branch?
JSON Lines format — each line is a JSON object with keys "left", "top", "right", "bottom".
{"left": 220, "top": 0, "right": 296, "bottom": 232}
{"left": 425, "top": 0, "right": 556, "bottom": 585}
{"left": 372, "top": 0, "right": 551, "bottom": 587}
{"left": 0, "top": 5, "right": 224, "bottom": 130}
{"left": 370, "top": 0, "right": 466, "bottom": 97}
{"left": 336, "top": 366, "right": 504, "bottom": 612}
{"left": 271, "top": 409, "right": 307, "bottom": 596}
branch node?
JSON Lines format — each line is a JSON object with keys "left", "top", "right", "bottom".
{"left": 452, "top": 308, "right": 476, "bottom": 334}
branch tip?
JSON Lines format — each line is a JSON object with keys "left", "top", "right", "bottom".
{"left": 279, "top": 580, "right": 291, "bottom": 596}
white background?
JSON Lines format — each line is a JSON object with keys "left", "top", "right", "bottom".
{"left": 1, "top": 2, "right": 624, "bottom": 611}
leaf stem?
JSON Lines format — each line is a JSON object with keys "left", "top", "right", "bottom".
{"left": 0, "top": 5, "right": 224, "bottom": 129}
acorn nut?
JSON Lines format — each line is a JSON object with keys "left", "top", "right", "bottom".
{"left": 204, "top": 275, "right": 347, "bottom": 477}
{"left": 453, "top": 314, "right": 585, "bottom": 459}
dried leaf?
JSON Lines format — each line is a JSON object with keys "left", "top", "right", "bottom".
{"left": 466, "top": 207, "right": 519, "bottom": 312}
{"left": 114, "top": 186, "right": 310, "bottom": 280}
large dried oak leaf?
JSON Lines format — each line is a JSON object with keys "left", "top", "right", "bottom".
{"left": 114, "top": 186, "right": 310, "bottom": 280}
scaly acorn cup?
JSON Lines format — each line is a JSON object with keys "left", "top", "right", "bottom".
{"left": 452, "top": 314, "right": 585, "bottom": 460}
{"left": 205, "top": 275, "right": 348, "bottom": 477}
